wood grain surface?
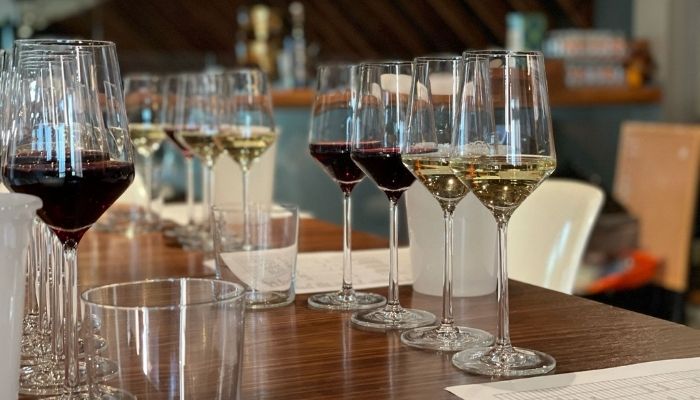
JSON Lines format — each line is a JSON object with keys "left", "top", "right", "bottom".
{"left": 74, "top": 217, "right": 700, "bottom": 399}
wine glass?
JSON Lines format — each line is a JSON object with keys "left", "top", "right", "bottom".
{"left": 451, "top": 51, "right": 556, "bottom": 376}
{"left": 6, "top": 40, "right": 134, "bottom": 397}
{"left": 400, "top": 56, "right": 493, "bottom": 350}
{"left": 306, "top": 64, "right": 386, "bottom": 310}
{"left": 161, "top": 74, "right": 201, "bottom": 242}
{"left": 174, "top": 72, "right": 223, "bottom": 241}
{"left": 350, "top": 61, "right": 435, "bottom": 330}
{"left": 123, "top": 73, "right": 167, "bottom": 230}
{"left": 215, "top": 68, "right": 276, "bottom": 247}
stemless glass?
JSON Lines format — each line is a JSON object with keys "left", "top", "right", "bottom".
{"left": 307, "top": 64, "right": 386, "bottom": 310}
{"left": 216, "top": 69, "right": 277, "bottom": 247}
{"left": 350, "top": 61, "right": 435, "bottom": 330}
{"left": 451, "top": 51, "right": 556, "bottom": 376}
{"left": 400, "top": 56, "right": 493, "bottom": 350}
{"left": 123, "top": 73, "right": 167, "bottom": 230}
{"left": 6, "top": 40, "right": 134, "bottom": 397}
{"left": 175, "top": 72, "right": 223, "bottom": 240}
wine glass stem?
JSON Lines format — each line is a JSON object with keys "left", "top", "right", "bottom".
{"left": 496, "top": 218, "right": 512, "bottom": 348}
{"left": 145, "top": 155, "right": 153, "bottom": 223}
{"left": 242, "top": 168, "right": 250, "bottom": 248}
{"left": 341, "top": 192, "right": 354, "bottom": 293}
{"left": 51, "top": 231, "right": 62, "bottom": 359}
{"left": 387, "top": 199, "right": 400, "bottom": 307}
{"left": 185, "top": 156, "right": 195, "bottom": 227}
{"left": 62, "top": 242, "right": 80, "bottom": 392}
{"left": 441, "top": 209, "right": 455, "bottom": 326}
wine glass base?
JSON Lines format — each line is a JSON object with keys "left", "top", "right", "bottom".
{"left": 308, "top": 290, "right": 386, "bottom": 311}
{"left": 351, "top": 305, "right": 435, "bottom": 330}
{"left": 452, "top": 345, "right": 556, "bottom": 377}
{"left": 20, "top": 362, "right": 65, "bottom": 396}
{"left": 400, "top": 324, "right": 494, "bottom": 352}
{"left": 246, "top": 291, "right": 294, "bottom": 309}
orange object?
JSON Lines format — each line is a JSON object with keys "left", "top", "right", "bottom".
{"left": 586, "top": 250, "right": 660, "bottom": 294}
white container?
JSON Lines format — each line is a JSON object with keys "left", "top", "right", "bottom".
{"left": 406, "top": 184, "right": 497, "bottom": 297}
{"left": 0, "top": 193, "right": 41, "bottom": 399}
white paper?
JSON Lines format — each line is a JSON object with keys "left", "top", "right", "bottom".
{"left": 294, "top": 247, "right": 412, "bottom": 294}
{"left": 160, "top": 203, "right": 313, "bottom": 226}
{"left": 220, "top": 245, "right": 296, "bottom": 291}
{"left": 204, "top": 247, "right": 413, "bottom": 294}
{"left": 447, "top": 357, "right": 700, "bottom": 400}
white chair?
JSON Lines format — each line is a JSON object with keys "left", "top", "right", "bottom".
{"left": 508, "top": 178, "right": 604, "bottom": 294}
{"left": 407, "top": 178, "right": 604, "bottom": 296}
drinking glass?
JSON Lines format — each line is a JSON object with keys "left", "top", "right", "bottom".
{"left": 400, "top": 56, "right": 493, "bottom": 350}
{"left": 6, "top": 39, "right": 134, "bottom": 396}
{"left": 307, "top": 64, "right": 386, "bottom": 310}
{"left": 175, "top": 72, "right": 223, "bottom": 241}
{"left": 161, "top": 74, "right": 200, "bottom": 241}
{"left": 451, "top": 51, "right": 556, "bottom": 376}
{"left": 124, "top": 73, "right": 167, "bottom": 230}
{"left": 82, "top": 278, "right": 245, "bottom": 399}
{"left": 350, "top": 61, "right": 435, "bottom": 330}
{"left": 213, "top": 203, "right": 298, "bottom": 309}
{"left": 216, "top": 69, "right": 276, "bottom": 247}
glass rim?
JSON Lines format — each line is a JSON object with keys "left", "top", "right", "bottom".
{"left": 14, "top": 39, "right": 117, "bottom": 48}
{"left": 462, "top": 50, "right": 544, "bottom": 58}
{"left": 414, "top": 55, "right": 463, "bottom": 62}
{"left": 80, "top": 277, "right": 245, "bottom": 311}
{"left": 360, "top": 60, "right": 413, "bottom": 67}
{"left": 211, "top": 202, "right": 299, "bottom": 214}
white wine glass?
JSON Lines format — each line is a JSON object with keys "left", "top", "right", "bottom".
{"left": 350, "top": 61, "right": 435, "bottom": 330}
{"left": 175, "top": 72, "right": 223, "bottom": 241}
{"left": 400, "top": 56, "right": 493, "bottom": 350}
{"left": 306, "top": 64, "right": 386, "bottom": 310}
{"left": 124, "top": 73, "right": 166, "bottom": 230}
{"left": 216, "top": 68, "right": 276, "bottom": 248}
{"left": 451, "top": 51, "right": 556, "bottom": 376}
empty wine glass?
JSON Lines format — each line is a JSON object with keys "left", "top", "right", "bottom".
{"left": 350, "top": 61, "right": 435, "bottom": 330}
{"left": 400, "top": 56, "right": 493, "bottom": 350}
{"left": 124, "top": 73, "right": 167, "bottom": 230}
{"left": 306, "top": 64, "right": 386, "bottom": 310}
{"left": 6, "top": 39, "right": 134, "bottom": 397}
{"left": 451, "top": 51, "right": 556, "bottom": 376}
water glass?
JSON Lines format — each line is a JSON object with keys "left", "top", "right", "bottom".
{"left": 213, "top": 203, "right": 298, "bottom": 309}
{"left": 81, "top": 278, "right": 246, "bottom": 399}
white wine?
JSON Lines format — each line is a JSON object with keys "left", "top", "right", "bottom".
{"left": 451, "top": 155, "right": 555, "bottom": 215}
{"left": 215, "top": 127, "right": 277, "bottom": 170}
{"left": 402, "top": 155, "right": 468, "bottom": 212}
{"left": 129, "top": 123, "right": 166, "bottom": 156}
{"left": 175, "top": 130, "right": 222, "bottom": 166}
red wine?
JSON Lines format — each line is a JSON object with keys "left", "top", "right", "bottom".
{"left": 351, "top": 147, "right": 415, "bottom": 202}
{"left": 3, "top": 152, "right": 135, "bottom": 243}
{"left": 164, "top": 127, "right": 193, "bottom": 158}
{"left": 309, "top": 142, "right": 364, "bottom": 193}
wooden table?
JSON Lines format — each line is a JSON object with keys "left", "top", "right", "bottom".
{"left": 78, "top": 218, "right": 700, "bottom": 399}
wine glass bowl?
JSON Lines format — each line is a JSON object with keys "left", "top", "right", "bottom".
{"left": 450, "top": 50, "right": 556, "bottom": 376}
{"left": 306, "top": 63, "right": 386, "bottom": 310}
{"left": 350, "top": 61, "right": 435, "bottom": 330}
{"left": 400, "top": 56, "right": 493, "bottom": 351}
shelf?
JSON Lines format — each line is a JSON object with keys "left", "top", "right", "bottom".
{"left": 271, "top": 86, "right": 662, "bottom": 109}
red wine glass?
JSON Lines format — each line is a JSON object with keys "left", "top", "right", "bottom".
{"left": 6, "top": 40, "right": 134, "bottom": 397}
{"left": 350, "top": 61, "right": 435, "bottom": 330}
{"left": 306, "top": 64, "right": 386, "bottom": 310}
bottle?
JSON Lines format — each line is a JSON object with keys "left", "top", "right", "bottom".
{"left": 289, "top": 1, "right": 307, "bottom": 87}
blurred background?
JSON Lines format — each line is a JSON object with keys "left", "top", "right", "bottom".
{"left": 3, "top": 0, "right": 700, "bottom": 327}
